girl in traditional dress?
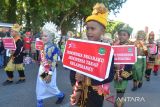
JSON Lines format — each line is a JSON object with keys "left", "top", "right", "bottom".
{"left": 145, "top": 31, "right": 156, "bottom": 81}
{"left": 153, "top": 39, "right": 160, "bottom": 75}
{"left": 36, "top": 22, "right": 65, "bottom": 107}
{"left": 132, "top": 30, "right": 148, "bottom": 91}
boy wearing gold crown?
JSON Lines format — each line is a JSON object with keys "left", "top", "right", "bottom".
{"left": 3, "top": 24, "right": 26, "bottom": 86}
{"left": 132, "top": 30, "right": 148, "bottom": 91}
{"left": 113, "top": 24, "right": 133, "bottom": 107}
{"left": 70, "top": 3, "right": 114, "bottom": 107}
{"left": 145, "top": 31, "right": 156, "bottom": 81}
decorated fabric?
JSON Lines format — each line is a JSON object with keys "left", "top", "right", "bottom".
{"left": 146, "top": 43, "right": 156, "bottom": 67}
{"left": 86, "top": 3, "right": 108, "bottom": 27}
{"left": 155, "top": 49, "right": 160, "bottom": 65}
{"left": 114, "top": 80, "right": 128, "bottom": 91}
{"left": 5, "top": 59, "right": 24, "bottom": 71}
{"left": 92, "top": 83, "right": 110, "bottom": 96}
{"left": 42, "top": 43, "right": 59, "bottom": 71}
{"left": 134, "top": 40, "right": 147, "bottom": 56}
{"left": 146, "top": 43, "right": 156, "bottom": 69}
{"left": 36, "top": 43, "right": 61, "bottom": 100}
{"left": 132, "top": 58, "right": 146, "bottom": 81}
{"left": 114, "top": 40, "right": 133, "bottom": 91}
{"left": 147, "top": 43, "right": 157, "bottom": 54}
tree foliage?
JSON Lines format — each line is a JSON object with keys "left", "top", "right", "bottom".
{"left": 0, "top": 0, "right": 127, "bottom": 35}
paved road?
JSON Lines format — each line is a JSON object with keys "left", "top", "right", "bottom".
{"left": 0, "top": 62, "right": 160, "bottom": 107}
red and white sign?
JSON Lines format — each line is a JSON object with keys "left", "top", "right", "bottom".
{"left": 112, "top": 45, "right": 137, "bottom": 64}
{"left": 148, "top": 44, "right": 157, "bottom": 54}
{"left": 35, "top": 40, "right": 44, "bottom": 50}
{"left": 62, "top": 38, "right": 114, "bottom": 81}
{"left": 2, "top": 37, "right": 16, "bottom": 50}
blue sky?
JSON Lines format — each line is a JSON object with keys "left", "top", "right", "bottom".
{"left": 109, "top": 0, "right": 160, "bottom": 37}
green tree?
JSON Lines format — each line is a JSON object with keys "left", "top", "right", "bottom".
{"left": 0, "top": 0, "right": 128, "bottom": 35}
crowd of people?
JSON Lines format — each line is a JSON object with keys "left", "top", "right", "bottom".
{"left": 0, "top": 2, "right": 160, "bottom": 107}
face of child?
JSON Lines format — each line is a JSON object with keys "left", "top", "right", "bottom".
{"left": 137, "top": 36, "right": 145, "bottom": 42}
{"left": 118, "top": 31, "right": 129, "bottom": 43}
{"left": 148, "top": 38, "right": 154, "bottom": 43}
{"left": 86, "top": 21, "right": 105, "bottom": 41}
{"left": 10, "top": 30, "right": 17, "bottom": 37}
{"left": 41, "top": 32, "right": 49, "bottom": 44}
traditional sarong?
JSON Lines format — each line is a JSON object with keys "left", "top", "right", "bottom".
{"left": 4, "top": 59, "right": 24, "bottom": 71}
{"left": 36, "top": 65, "right": 61, "bottom": 100}
{"left": 132, "top": 56, "right": 146, "bottom": 81}
{"left": 114, "top": 80, "right": 128, "bottom": 91}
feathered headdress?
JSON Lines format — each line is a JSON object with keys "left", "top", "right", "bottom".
{"left": 42, "top": 22, "right": 59, "bottom": 38}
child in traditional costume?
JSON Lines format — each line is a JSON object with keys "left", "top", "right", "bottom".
{"left": 36, "top": 22, "right": 65, "bottom": 107}
{"left": 145, "top": 31, "right": 156, "bottom": 81}
{"left": 3, "top": 24, "right": 25, "bottom": 85}
{"left": 132, "top": 30, "right": 148, "bottom": 91}
{"left": 70, "top": 3, "right": 114, "bottom": 107}
{"left": 153, "top": 39, "right": 160, "bottom": 75}
{"left": 113, "top": 24, "right": 133, "bottom": 107}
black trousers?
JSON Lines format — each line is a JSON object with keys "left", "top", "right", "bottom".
{"left": 6, "top": 70, "right": 25, "bottom": 79}
{"left": 70, "top": 70, "right": 76, "bottom": 87}
{"left": 70, "top": 71, "right": 104, "bottom": 107}
{"left": 85, "top": 86, "right": 104, "bottom": 107}
{"left": 145, "top": 69, "right": 152, "bottom": 77}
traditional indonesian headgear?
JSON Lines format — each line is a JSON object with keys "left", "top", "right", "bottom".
{"left": 118, "top": 24, "right": 133, "bottom": 36}
{"left": 85, "top": 3, "right": 108, "bottom": 28}
{"left": 11, "top": 24, "right": 22, "bottom": 32}
{"left": 42, "top": 22, "right": 60, "bottom": 41}
{"left": 136, "top": 30, "right": 146, "bottom": 39}
{"left": 148, "top": 31, "right": 154, "bottom": 40}
{"left": 42, "top": 22, "right": 57, "bottom": 37}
